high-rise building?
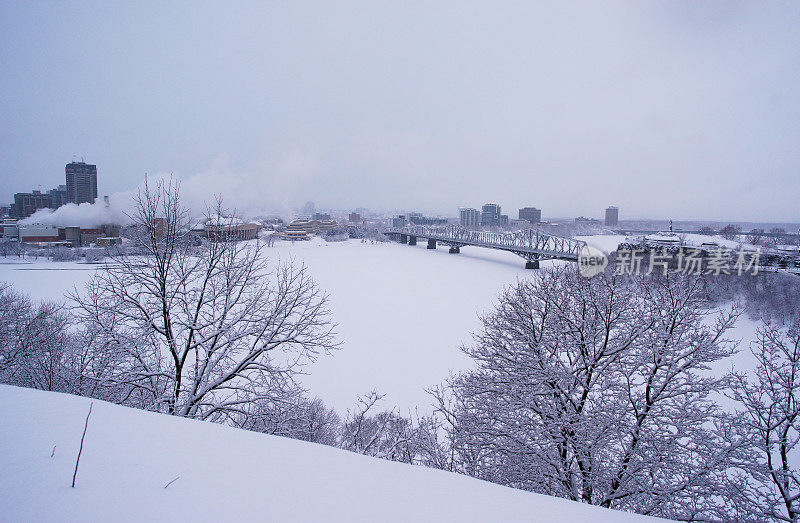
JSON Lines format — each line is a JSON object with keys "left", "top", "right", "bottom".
{"left": 519, "top": 207, "right": 541, "bottom": 224}
{"left": 481, "top": 203, "right": 502, "bottom": 226}
{"left": 605, "top": 206, "right": 619, "bottom": 226}
{"left": 66, "top": 161, "right": 98, "bottom": 204}
{"left": 349, "top": 212, "right": 361, "bottom": 222}
{"left": 459, "top": 207, "right": 480, "bottom": 226}
{"left": 303, "top": 201, "right": 315, "bottom": 215}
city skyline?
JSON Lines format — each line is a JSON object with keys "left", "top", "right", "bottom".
{"left": 1, "top": 2, "right": 799, "bottom": 222}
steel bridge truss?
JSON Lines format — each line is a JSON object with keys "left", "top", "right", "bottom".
{"left": 385, "top": 225, "right": 586, "bottom": 266}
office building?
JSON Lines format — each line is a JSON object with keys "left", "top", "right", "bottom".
{"left": 481, "top": 203, "right": 502, "bottom": 227}
{"left": 519, "top": 207, "right": 541, "bottom": 224}
{"left": 66, "top": 161, "right": 98, "bottom": 204}
{"left": 605, "top": 206, "right": 619, "bottom": 226}
{"left": 49, "top": 185, "right": 68, "bottom": 208}
{"left": 408, "top": 212, "right": 447, "bottom": 226}
{"left": 12, "top": 190, "right": 53, "bottom": 218}
{"left": 459, "top": 207, "right": 480, "bottom": 226}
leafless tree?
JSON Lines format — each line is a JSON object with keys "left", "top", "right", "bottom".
{"left": 71, "top": 178, "right": 338, "bottom": 421}
{"left": 0, "top": 282, "right": 75, "bottom": 392}
{"left": 240, "top": 393, "right": 341, "bottom": 447}
{"left": 771, "top": 228, "right": 787, "bottom": 247}
{"left": 730, "top": 321, "right": 800, "bottom": 522}
{"left": 721, "top": 224, "right": 742, "bottom": 241}
{"left": 747, "top": 228, "right": 766, "bottom": 246}
{"left": 433, "top": 268, "right": 747, "bottom": 519}
{"left": 340, "top": 390, "right": 439, "bottom": 465}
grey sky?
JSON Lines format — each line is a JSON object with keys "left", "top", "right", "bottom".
{"left": 1, "top": 1, "right": 798, "bottom": 221}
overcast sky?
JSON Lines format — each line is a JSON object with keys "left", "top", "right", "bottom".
{"left": 1, "top": 1, "right": 798, "bottom": 221}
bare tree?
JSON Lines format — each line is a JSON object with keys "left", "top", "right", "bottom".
{"left": 71, "top": 178, "right": 338, "bottom": 421}
{"left": 433, "top": 268, "right": 746, "bottom": 519}
{"left": 340, "top": 390, "right": 438, "bottom": 464}
{"left": 240, "top": 393, "right": 341, "bottom": 447}
{"left": 0, "top": 282, "right": 75, "bottom": 392}
{"left": 747, "top": 228, "right": 766, "bottom": 246}
{"left": 771, "top": 228, "right": 787, "bottom": 247}
{"left": 721, "top": 224, "right": 742, "bottom": 241}
{"left": 731, "top": 321, "right": 800, "bottom": 522}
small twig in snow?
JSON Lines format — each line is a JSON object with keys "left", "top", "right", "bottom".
{"left": 71, "top": 402, "right": 93, "bottom": 488}
{"left": 164, "top": 475, "right": 181, "bottom": 489}
{"left": 51, "top": 445, "right": 56, "bottom": 458}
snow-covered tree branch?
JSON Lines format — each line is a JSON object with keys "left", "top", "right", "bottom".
{"left": 70, "top": 178, "right": 339, "bottom": 419}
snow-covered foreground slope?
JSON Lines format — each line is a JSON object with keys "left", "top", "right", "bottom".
{"left": 0, "top": 385, "right": 660, "bottom": 522}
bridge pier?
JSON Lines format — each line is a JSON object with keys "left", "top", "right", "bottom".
{"left": 409, "top": 235, "right": 417, "bottom": 246}
{"left": 400, "top": 234, "right": 407, "bottom": 244}
{"left": 449, "top": 246, "right": 460, "bottom": 254}
{"left": 427, "top": 239, "right": 437, "bottom": 249}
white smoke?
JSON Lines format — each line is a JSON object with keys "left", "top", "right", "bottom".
{"left": 21, "top": 196, "right": 132, "bottom": 228}
{"left": 20, "top": 154, "right": 322, "bottom": 228}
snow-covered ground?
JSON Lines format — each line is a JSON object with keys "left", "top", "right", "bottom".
{"left": 0, "top": 385, "right": 661, "bottom": 522}
{"left": 0, "top": 235, "right": 762, "bottom": 415}
{"left": 0, "top": 239, "right": 565, "bottom": 413}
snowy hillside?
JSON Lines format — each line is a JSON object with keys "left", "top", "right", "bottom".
{"left": 0, "top": 385, "right": 660, "bottom": 522}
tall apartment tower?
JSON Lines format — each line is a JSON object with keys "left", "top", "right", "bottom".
{"left": 605, "top": 206, "right": 619, "bottom": 226}
{"left": 481, "top": 203, "right": 502, "bottom": 226}
{"left": 459, "top": 207, "right": 480, "bottom": 226}
{"left": 519, "top": 207, "right": 542, "bottom": 224}
{"left": 66, "top": 161, "right": 98, "bottom": 204}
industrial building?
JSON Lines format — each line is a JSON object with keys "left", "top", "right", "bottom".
{"left": 14, "top": 223, "right": 120, "bottom": 246}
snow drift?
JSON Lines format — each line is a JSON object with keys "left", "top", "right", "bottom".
{"left": 0, "top": 385, "right": 660, "bottom": 522}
